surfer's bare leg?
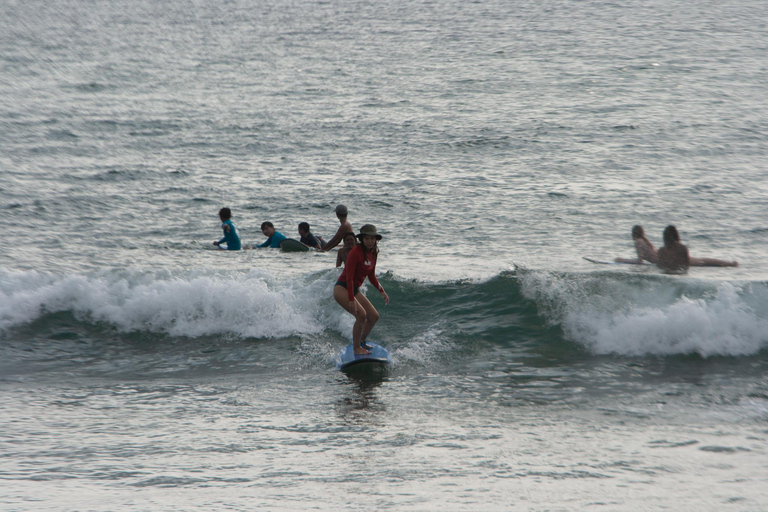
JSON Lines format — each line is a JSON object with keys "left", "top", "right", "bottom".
{"left": 333, "top": 284, "right": 371, "bottom": 355}
{"left": 354, "top": 292, "right": 380, "bottom": 345}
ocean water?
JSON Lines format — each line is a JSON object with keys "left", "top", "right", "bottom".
{"left": 2, "top": 0, "right": 768, "bottom": 510}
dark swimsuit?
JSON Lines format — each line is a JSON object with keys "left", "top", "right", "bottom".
{"left": 335, "top": 280, "right": 360, "bottom": 296}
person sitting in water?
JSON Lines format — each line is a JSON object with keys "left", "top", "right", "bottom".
{"left": 256, "top": 221, "right": 287, "bottom": 248}
{"left": 615, "top": 225, "right": 657, "bottom": 264}
{"left": 336, "top": 232, "right": 357, "bottom": 268}
{"left": 213, "top": 207, "right": 241, "bottom": 250}
{"left": 322, "top": 204, "right": 354, "bottom": 252}
{"left": 297, "top": 222, "right": 325, "bottom": 250}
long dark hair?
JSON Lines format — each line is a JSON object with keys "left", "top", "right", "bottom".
{"left": 359, "top": 237, "right": 379, "bottom": 260}
{"left": 663, "top": 225, "right": 680, "bottom": 246}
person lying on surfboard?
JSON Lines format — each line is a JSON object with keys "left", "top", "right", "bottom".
{"left": 256, "top": 221, "right": 288, "bottom": 248}
{"left": 656, "top": 224, "right": 738, "bottom": 273}
{"left": 615, "top": 224, "right": 738, "bottom": 267}
{"left": 213, "top": 207, "right": 242, "bottom": 250}
{"left": 615, "top": 225, "right": 658, "bottom": 264}
{"left": 657, "top": 225, "right": 690, "bottom": 273}
{"left": 333, "top": 224, "right": 389, "bottom": 355}
{"left": 297, "top": 222, "right": 325, "bottom": 249}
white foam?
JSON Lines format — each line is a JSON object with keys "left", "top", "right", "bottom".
{"left": 518, "top": 269, "right": 768, "bottom": 357}
{"left": 391, "top": 325, "right": 454, "bottom": 367}
{"left": 0, "top": 268, "right": 342, "bottom": 339}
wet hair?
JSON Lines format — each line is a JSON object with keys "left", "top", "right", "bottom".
{"left": 631, "top": 225, "right": 644, "bottom": 239}
{"left": 663, "top": 225, "right": 680, "bottom": 246}
{"left": 219, "top": 208, "right": 232, "bottom": 220}
{"left": 261, "top": 221, "right": 274, "bottom": 230}
{"left": 298, "top": 222, "right": 310, "bottom": 232}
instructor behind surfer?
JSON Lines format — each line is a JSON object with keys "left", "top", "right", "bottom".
{"left": 322, "top": 204, "right": 354, "bottom": 252}
{"left": 333, "top": 224, "right": 389, "bottom": 355}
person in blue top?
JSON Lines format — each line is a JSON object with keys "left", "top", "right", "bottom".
{"left": 213, "top": 208, "right": 241, "bottom": 250}
{"left": 257, "top": 221, "right": 288, "bottom": 248}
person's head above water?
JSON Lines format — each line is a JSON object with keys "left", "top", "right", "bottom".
{"left": 298, "top": 222, "right": 310, "bottom": 235}
{"left": 334, "top": 204, "right": 348, "bottom": 218}
{"left": 631, "top": 225, "right": 645, "bottom": 239}
{"left": 261, "top": 221, "right": 275, "bottom": 236}
{"left": 219, "top": 207, "right": 232, "bottom": 221}
{"left": 357, "top": 224, "right": 382, "bottom": 241}
{"left": 357, "top": 224, "right": 381, "bottom": 253}
{"left": 663, "top": 225, "right": 680, "bottom": 246}
{"left": 342, "top": 232, "right": 357, "bottom": 247}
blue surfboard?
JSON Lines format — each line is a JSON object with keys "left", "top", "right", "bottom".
{"left": 338, "top": 341, "right": 391, "bottom": 371}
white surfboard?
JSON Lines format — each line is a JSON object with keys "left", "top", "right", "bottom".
{"left": 583, "top": 257, "right": 650, "bottom": 266}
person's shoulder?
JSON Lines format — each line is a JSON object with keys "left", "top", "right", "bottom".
{"left": 636, "top": 237, "right": 652, "bottom": 247}
{"left": 348, "top": 245, "right": 362, "bottom": 257}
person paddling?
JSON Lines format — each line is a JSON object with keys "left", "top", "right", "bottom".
{"left": 333, "top": 224, "right": 389, "bottom": 355}
{"left": 657, "top": 225, "right": 690, "bottom": 273}
{"left": 615, "top": 225, "right": 657, "bottom": 264}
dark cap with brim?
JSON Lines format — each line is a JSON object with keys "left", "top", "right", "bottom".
{"left": 357, "top": 224, "right": 382, "bottom": 240}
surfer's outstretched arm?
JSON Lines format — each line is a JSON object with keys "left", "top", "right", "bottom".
{"left": 689, "top": 257, "right": 738, "bottom": 267}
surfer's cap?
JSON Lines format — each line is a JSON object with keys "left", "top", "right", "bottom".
{"left": 357, "top": 224, "right": 382, "bottom": 240}
{"left": 334, "top": 204, "right": 348, "bottom": 215}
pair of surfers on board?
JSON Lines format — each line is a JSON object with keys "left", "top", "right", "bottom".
{"left": 615, "top": 224, "right": 737, "bottom": 273}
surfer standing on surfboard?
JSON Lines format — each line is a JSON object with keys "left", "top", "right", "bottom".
{"left": 333, "top": 224, "right": 389, "bottom": 355}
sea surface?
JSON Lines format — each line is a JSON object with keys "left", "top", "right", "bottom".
{"left": 2, "top": 0, "right": 768, "bottom": 510}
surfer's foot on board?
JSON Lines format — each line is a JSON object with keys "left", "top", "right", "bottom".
{"left": 354, "top": 347, "right": 372, "bottom": 355}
